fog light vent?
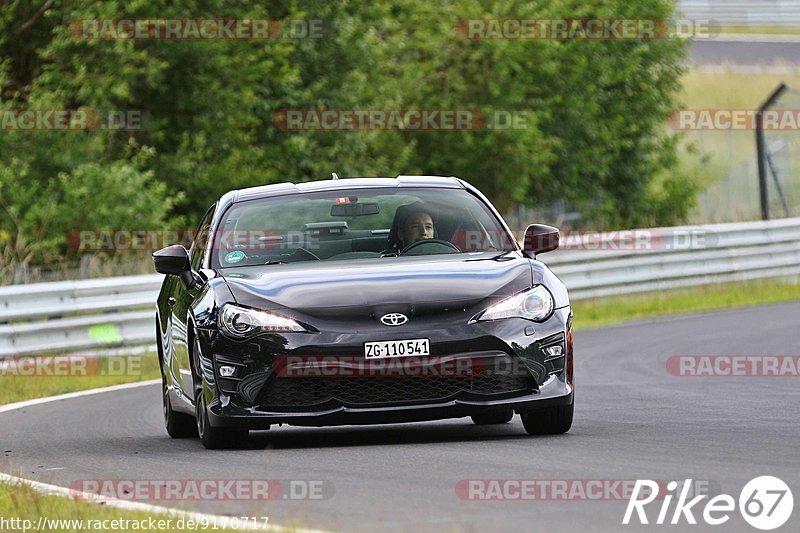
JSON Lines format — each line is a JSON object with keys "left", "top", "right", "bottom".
{"left": 219, "top": 365, "right": 236, "bottom": 377}
{"left": 544, "top": 346, "right": 563, "bottom": 357}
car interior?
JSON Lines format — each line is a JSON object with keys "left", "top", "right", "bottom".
{"left": 213, "top": 194, "right": 510, "bottom": 267}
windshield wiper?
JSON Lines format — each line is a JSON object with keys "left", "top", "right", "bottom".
{"left": 466, "top": 250, "right": 516, "bottom": 262}
{"left": 264, "top": 260, "right": 288, "bottom": 265}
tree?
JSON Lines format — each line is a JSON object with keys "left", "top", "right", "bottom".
{"left": 1, "top": 0, "right": 693, "bottom": 280}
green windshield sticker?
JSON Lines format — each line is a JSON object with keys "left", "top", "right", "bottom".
{"left": 225, "top": 251, "right": 246, "bottom": 264}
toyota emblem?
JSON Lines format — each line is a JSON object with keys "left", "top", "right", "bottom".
{"left": 380, "top": 313, "right": 408, "bottom": 326}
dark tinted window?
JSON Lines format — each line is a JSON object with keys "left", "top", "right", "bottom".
{"left": 190, "top": 205, "right": 215, "bottom": 270}
{"left": 211, "top": 187, "right": 516, "bottom": 268}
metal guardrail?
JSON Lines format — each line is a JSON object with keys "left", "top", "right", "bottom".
{"left": 546, "top": 217, "right": 800, "bottom": 298}
{"left": 1, "top": 217, "right": 799, "bottom": 356}
{"left": 678, "top": 0, "right": 800, "bottom": 26}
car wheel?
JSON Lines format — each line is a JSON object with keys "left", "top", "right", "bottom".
{"left": 195, "top": 388, "right": 247, "bottom": 449}
{"left": 162, "top": 373, "right": 196, "bottom": 438}
{"left": 471, "top": 409, "right": 514, "bottom": 425}
{"left": 520, "top": 403, "right": 573, "bottom": 435}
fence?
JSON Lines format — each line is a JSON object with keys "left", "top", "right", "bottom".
{"left": 757, "top": 84, "right": 800, "bottom": 220}
{"left": 1, "top": 216, "right": 799, "bottom": 356}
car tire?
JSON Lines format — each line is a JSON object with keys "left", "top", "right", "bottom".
{"left": 520, "top": 403, "right": 573, "bottom": 435}
{"left": 162, "top": 374, "right": 196, "bottom": 438}
{"left": 195, "top": 388, "right": 247, "bottom": 449}
{"left": 471, "top": 409, "right": 514, "bottom": 425}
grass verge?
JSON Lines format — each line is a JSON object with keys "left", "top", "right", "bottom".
{"left": 572, "top": 277, "right": 800, "bottom": 330}
{"left": 715, "top": 26, "right": 800, "bottom": 35}
{"left": 0, "top": 354, "right": 281, "bottom": 533}
{"left": 0, "top": 352, "right": 161, "bottom": 405}
{"left": 0, "top": 481, "right": 270, "bottom": 532}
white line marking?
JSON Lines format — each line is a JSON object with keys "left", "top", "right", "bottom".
{"left": 0, "top": 379, "right": 160, "bottom": 414}
{"left": 0, "top": 381, "right": 334, "bottom": 533}
{"left": 0, "top": 472, "right": 277, "bottom": 531}
{"left": 707, "top": 33, "right": 800, "bottom": 43}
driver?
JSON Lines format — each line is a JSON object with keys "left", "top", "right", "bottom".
{"left": 388, "top": 202, "right": 437, "bottom": 251}
{"left": 400, "top": 210, "right": 434, "bottom": 247}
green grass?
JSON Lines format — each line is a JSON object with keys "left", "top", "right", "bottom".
{"left": 0, "top": 353, "right": 161, "bottom": 405}
{"left": 572, "top": 278, "right": 800, "bottom": 329}
{"left": 0, "top": 481, "right": 275, "bottom": 532}
{"left": 680, "top": 71, "right": 800, "bottom": 109}
{"left": 715, "top": 26, "right": 800, "bottom": 35}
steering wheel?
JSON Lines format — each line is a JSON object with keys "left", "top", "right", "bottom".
{"left": 400, "top": 239, "right": 461, "bottom": 255}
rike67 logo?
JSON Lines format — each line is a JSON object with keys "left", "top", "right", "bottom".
{"left": 623, "top": 476, "right": 794, "bottom": 530}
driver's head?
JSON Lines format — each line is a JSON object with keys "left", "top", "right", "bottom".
{"left": 399, "top": 210, "right": 434, "bottom": 248}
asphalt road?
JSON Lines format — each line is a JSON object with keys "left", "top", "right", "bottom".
{"left": 692, "top": 37, "right": 800, "bottom": 66}
{"left": 2, "top": 302, "right": 799, "bottom": 532}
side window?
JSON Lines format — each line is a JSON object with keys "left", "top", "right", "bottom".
{"left": 189, "top": 205, "right": 215, "bottom": 270}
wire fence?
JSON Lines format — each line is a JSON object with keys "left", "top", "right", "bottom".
{"left": 685, "top": 84, "right": 800, "bottom": 224}
{"left": 760, "top": 84, "right": 800, "bottom": 219}
{"left": 690, "top": 137, "right": 763, "bottom": 223}
{"left": 3, "top": 254, "right": 154, "bottom": 286}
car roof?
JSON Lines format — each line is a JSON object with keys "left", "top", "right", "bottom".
{"left": 229, "top": 175, "right": 465, "bottom": 203}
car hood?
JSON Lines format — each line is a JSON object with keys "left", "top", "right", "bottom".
{"left": 220, "top": 253, "right": 534, "bottom": 318}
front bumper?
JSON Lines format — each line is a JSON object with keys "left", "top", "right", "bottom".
{"left": 208, "top": 380, "right": 573, "bottom": 429}
{"left": 199, "top": 307, "right": 574, "bottom": 429}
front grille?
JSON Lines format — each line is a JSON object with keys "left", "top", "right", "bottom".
{"left": 259, "top": 362, "right": 534, "bottom": 409}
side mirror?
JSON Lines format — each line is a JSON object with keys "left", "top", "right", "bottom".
{"left": 523, "top": 224, "right": 560, "bottom": 255}
{"left": 153, "top": 245, "right": 197, "bottom": 287}
{"left": 153, "top": 245, "right": 190, "bottom": 275}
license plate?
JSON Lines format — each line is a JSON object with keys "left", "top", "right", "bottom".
{"left": 364, "top": 339, "right": 430, "bottom": 359}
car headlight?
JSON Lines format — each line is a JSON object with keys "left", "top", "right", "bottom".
{"left": 219, "top": 304, "right": 308, "bottom": 337}
{"left": 471, "top": 285, "right": 554, "bottom": 323}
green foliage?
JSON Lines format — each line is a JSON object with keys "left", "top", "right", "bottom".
{"left": 0, "top": 146, "right": 178, "bottom": 283}
{"left": 0, "top": 0, "right": 692, "bottom": 278}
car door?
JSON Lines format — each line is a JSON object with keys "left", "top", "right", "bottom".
{"left": 169, "top": 204, "right": 215, "bottom": 399}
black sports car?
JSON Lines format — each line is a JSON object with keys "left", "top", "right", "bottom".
{"left": 153, "top": 175, "right": 573, "bottom": 448}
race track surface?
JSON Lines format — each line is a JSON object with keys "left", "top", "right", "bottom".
{"left": 689, "top": 35, "right": 800, "bottom": 68}
{"left": 692, "top": 39, "right": 800, "bottom": 66}
{"left": 2, "top": 302, "right": 799, "bottom": 532}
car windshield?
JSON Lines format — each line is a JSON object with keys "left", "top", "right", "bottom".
{"left": 210, "top": 187, "right": 517, "bottom": 268}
